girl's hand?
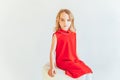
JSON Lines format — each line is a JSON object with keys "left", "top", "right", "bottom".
{"left": 48, "top": 68, "right": 56, "bottom": 77}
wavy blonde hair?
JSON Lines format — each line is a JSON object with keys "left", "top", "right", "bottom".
{"left": 54, "top": 9, "right": 76, "bottom": 32}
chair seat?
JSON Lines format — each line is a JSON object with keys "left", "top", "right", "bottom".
{"left": 42, "top": 63, "right": 75, "bottom": 80}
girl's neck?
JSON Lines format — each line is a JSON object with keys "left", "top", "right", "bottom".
{"left": 60, "top": 28, "right": 70, "bottom": 33}
{"left": 60, "top": 28, "right": 69, "bottom": 31}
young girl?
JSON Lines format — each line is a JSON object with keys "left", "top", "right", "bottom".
{"left": 48, "top": 9, "right": 93, "bottom": 80}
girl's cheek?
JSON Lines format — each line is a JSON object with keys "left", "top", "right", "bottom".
{"left": 59, "top": 23, "right": 63, "bottom": 27}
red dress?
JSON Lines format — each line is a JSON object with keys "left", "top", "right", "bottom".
{"left": 53, "top": 29, "right": 93, "bottom": 78}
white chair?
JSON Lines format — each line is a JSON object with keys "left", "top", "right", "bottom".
{"left": 42, "top": 63, "right": 76, "bottom": 80}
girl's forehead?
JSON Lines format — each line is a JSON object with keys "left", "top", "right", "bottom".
{"left": 60, "top": 12, "right": 70, "bottom": 18}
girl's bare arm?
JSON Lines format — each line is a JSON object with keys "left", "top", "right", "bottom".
{"left": 48, "top": 34, "right": 57, "bottom": 77}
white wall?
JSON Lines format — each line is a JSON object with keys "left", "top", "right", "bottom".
{"left": 0, "top": 0, "right": 120, "bottom": 80}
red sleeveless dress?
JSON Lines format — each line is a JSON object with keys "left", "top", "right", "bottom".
{"left": 53, "top": 29, "right": 93, "bottom": 78}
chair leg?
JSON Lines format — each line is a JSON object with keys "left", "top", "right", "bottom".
{"left": 76, "top": 73, "right": 93, "bottom": 80}
{"left": 85, "top": 73, "right": 93, "bottom": 80}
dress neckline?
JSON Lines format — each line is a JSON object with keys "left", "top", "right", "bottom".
{"left": 59, "top": 29, "right": 70, "bottom": 33}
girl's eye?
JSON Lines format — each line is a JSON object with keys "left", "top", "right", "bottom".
{"left": 60, "top": 19, "right": 64, "bottom": 21}
{"left": 67, "top": 19, "right": 71, "bottom": 21}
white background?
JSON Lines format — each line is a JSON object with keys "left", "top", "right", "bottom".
{"left": 0, "top": 0, "right": 120, "bottom": 80}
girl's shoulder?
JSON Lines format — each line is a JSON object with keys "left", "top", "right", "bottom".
{"left": 70, "top": 29, "right": 76, "bottom": 35}
{"left": 53, "top": 29, "right": 61, "bottom": 34}
{"left": 52, "top": 30, "right": 59, "bottom": 37}
{"left": 68, "top": 27, "right": 76, "bottom": 34}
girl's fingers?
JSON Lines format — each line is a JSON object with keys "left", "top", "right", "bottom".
{"left": 53, "top": 70, "right": 56, "bottom": 74}
{"left": 52, "top": 70, "right": 54, "bottom": 75}
{"left": 48, "top": 70, "right": 52, "bottom": 76}
{"left": 48, "top": 69, "right": 54, "bottom": 77}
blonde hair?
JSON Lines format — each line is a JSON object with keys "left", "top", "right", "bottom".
{"left": 54, "top": 9, "right": 76, "bottom": 32}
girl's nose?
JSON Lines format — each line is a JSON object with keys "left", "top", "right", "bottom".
{"left": 64, "top": 21, "right": 67, "bottom": 24}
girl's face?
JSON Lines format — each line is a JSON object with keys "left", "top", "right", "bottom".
{"left": 59, "top": 12, "right": 71, "bottom": 31}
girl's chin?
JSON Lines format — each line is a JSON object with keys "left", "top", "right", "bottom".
{"left": 64, "top": 26, "right": 70, "bottom": 28}
{"left": 62, "top": 27, "right": 69, "bottom": 30}
{"left": 61, "top": 26, "right": 70, "bottom": 30}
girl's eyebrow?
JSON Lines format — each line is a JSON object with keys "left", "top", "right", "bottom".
{"left": 60, "top": 18, "right": 65, "bottom": 20}
{"left": 60, "top": 17, "right": 70, "bottom": 19}
{"left": 60, "top": 17, "right": 65, "bottom": 19}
